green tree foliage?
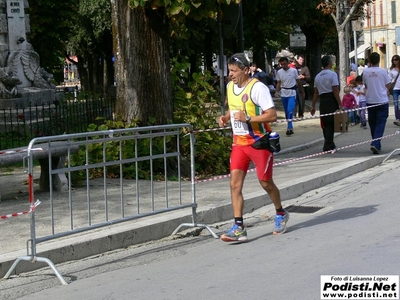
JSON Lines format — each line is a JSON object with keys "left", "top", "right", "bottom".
{"left": 110, "top": 0, "right": 240, "bottom": 126}
{"left": 28, "top": 0, "right": 78, "bottom": 82}
{"left": 68, "top": 57, "right": 231, "bottom": 183}
{"left": 286, "top": 0, "right": 337, "bottom": 79}
{"left": 240, "top": 0, "right": 337, "bottom": 79}
{"left": 242, "top": 0, "right": 292, "bottom": 70}
{"left": 28, "top": 0, "right": 113, "bottom": 92}
{"left": 128, "top": 0, "right": 243, "bottom": 74}
{"left": 67, "top": 0, "right": 114, "bottom": 93}
{"left": 317, "top": 0, "right": 374, "bottom": 92}
{"left": 171, "top": 58, "right": 231, "bottom": 176}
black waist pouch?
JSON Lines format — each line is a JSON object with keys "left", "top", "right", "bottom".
{"left": 251, "top": 133, "right": 281, "bottom": 153}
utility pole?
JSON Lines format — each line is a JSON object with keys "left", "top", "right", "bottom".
{"left": 352, "top": 20, "right": 363, "bottom": 75}
{"left": 218, "top": 16, "right": 225, "bottom": 115}
{"left": 344, "top": 0, "right": 350, "bottom": 78}
{"left": 369, "top": 2, "right": 373, "bottom": 60}
{"left": 238, "top": 1, "right": 244, "bottom": 52}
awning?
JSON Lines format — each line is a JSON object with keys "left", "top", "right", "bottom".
{"left": 349, "top": 43, "right": 371, "bottom": 59}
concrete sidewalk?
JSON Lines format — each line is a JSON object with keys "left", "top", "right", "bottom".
{"left": 1, "top": 106, "right": 400, "bottom": 277}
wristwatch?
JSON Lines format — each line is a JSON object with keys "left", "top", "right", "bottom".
{"left": 245, "top": 115, "right": 251, "bottom": 124}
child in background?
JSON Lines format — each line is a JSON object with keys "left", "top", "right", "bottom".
{"left": 354, "top": 75, "right": 367, "bottom": 129}
{"left": 349, "top": 82, "right": 360, "bottom": 124}
{"left": 342, "top": 85, "right": 358, "bottom": 125}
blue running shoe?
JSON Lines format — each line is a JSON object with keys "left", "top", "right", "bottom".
{"left": 273, "top": 210, "right": 289, "bottom": 235}
{"left": 220, "top": 224, "right": 248, "bottom": 242}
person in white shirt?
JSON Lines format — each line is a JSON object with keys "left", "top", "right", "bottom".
{"left": 311, "top": 55, "right": 342, "bottom": 152}
{"left": 362, "top": 52, "right": 391, "bottom": 154}
{"left": 275, "top": 57, "right": 304, "bottom": 136}
{"left": 217, "top": 53, "right": 289, "bottom": 242}
{"left": 358, "top": 63, "right": 365, "bottom": 75}
{"left": 354, "top": 75, "right": 367, "bottom": 128}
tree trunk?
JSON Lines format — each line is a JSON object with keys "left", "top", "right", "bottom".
{"left": 204, "top": 29, "right": 214, "bottom": 72}
{"left": 305, "top": 36, "right": 323, "bottom": 97}
{"left": 102, "top": 32, "right": 115, "bottom": 98}
{"left": 111, "top": 1, "right": 173, "bottom": 125}
{"left": 306, "top": 40, "right": 323, "bottom": 80}
{"left": 252, "top": 45, "right": 266, "bottom": 72}
{"left": 302, "top": 28, "right": 324, "bottom": 80}
{"left": 92, "top": 55, "right": 100, "bottom": 93}
{"left": 300, "top": 24, "right": 325, "bottom": 98}
{"left": 77, "top": 55, "right": 89, "bottom": 91}
{"left": 248, "top": 2, "right": 267, "bottom": 71}
{"left": 338, "top": 28, "right": 346, "bottom": 97}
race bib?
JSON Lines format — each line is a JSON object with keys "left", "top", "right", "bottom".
{"left": 230, "top": 110, "right": 249, "bottom": 135}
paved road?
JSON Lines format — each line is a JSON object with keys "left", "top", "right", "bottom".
{"left": 2, "top": 159, "right": 399, "bottom": 300}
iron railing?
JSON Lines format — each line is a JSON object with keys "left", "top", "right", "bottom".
{"left": 0, "top": 97, "right": 115, "bottom": 150}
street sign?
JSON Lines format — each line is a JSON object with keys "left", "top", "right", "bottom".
{"left": 289, "top": 33, "right": 306, "bottom": 48}
{"left": 352, "top": 20, "right": 363, "bottom": 31}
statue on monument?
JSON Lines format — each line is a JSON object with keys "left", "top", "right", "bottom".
{"left": 0, "top": 0, "right": 55, "bottom": 104}
{"left": 0, "top": 66, "right": 21, "bottom": 98}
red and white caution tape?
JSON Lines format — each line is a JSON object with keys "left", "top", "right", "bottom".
{"left": 0, "top": 200, "right": 41, "bottom": 220}
{"left": 195, "top": 169, "right": 256, "bottom": 184}
{"left": 187, "top": 101, "right": 393, "bottom": 136}
{"left": 194, "top": 131, "right": 400, "bottom": 184}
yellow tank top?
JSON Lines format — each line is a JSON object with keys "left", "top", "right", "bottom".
{"left": 227, "top": 78, "right": 271, "bottom": 146}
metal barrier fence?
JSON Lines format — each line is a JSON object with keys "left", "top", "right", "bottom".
{"left": 3, "top": 123, "right": 217, "bottom": 285}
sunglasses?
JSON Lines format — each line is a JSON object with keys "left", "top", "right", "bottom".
{"left": 393, "top": 59, "right": 399, "bottom": 61}
{"left": 232, "top": 56, "right": 249, "bottom": 67}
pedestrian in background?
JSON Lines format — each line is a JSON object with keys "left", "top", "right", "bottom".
{"left": 311, "top": 55, "right": 342, "bottom": 152}
{"left": 295, "top": 54, "right": 311, "bottom": 117}
{"left": 354, "top": 75, "right": 367, "bottom": 129}
{"left": 249, "top": 62, "right": 267, "bottom": 85}
{"left": 275, "top": 56, "right": 305, "bottom": 136}
{"left": 363, "top": 52, "right": 391, "bottom": 154}
{"left": 218, "top": 53, "right": 289, "bottom": 243}
{"left": 348, "top": 81, "right": 360, "bottom": 124}
{"left": 351, "top": 62, "right": 357, "bottom": 72}
{"left": 358, "top": 62, "right": 365, "bottom": 75}
{"left": 347, "top": 70, "right": 356, "bottom": 85}
{"left": 342, "top": 85, "right": 358, "bottom": 125}
{"left": 266, "top": 71, "right": 276, "bottom": 95}
{"left": 388, "top": 54, "right": 400, "bottom": 126}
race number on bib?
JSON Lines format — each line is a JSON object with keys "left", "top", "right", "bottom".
{"left": 230, "top": 110, "right": 249, "bottom": 135}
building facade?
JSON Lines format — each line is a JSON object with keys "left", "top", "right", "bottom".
{"left": 362, "top": 0, "right": 399, "bottom": 69}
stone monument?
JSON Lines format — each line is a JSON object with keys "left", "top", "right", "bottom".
{"left": 0, "top": 0, "right": 55, "bottom": 109}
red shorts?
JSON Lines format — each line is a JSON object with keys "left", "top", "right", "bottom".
{"left": 230, "top": 145, "right": 274, "bottom": 181}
